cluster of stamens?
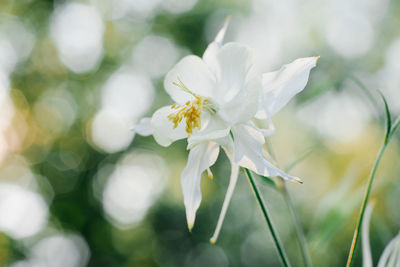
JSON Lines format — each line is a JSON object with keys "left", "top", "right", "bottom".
{"left": 167, "top": 77, "right": 206, "bottom": 134}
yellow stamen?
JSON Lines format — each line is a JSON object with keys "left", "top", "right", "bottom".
{"left": 168, "top": 77, "right": 208, "bottom": 134}
{"left": 207, "top": 168, "right": 213, "bottom": 179}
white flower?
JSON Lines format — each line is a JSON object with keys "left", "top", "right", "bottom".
{"left": 133, "top": 17, "right": 318, "bottom": 242}
{"left": 362, "top": 203, "right": 400, "bottom": 267}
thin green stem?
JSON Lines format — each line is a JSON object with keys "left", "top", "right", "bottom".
{"left": 266, "top": 140, "right": 313, "bottom": 267}
{"left": 345, "top": 141, "right": 388, "bottom": 267}
{"left": 244, "top": 168, "right": 291, "bottom": 267}
{"left": 281, "top": 183, "right": 313, "bottom": 267}
{"left": 346, "top": 93, "right": 397, "bottom": 266}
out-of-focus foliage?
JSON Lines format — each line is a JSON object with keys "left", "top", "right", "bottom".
{"left": 0, "top": 0, "right": 399, "bottom": 266}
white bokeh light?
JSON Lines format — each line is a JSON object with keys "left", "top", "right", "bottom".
{"left": 50, "top": 3, "right": 104, "bottom": 73}
{"left": 161, "top": 0, "right": 198, "bottom": 14}
{"left": 29, "top": 234, "right": 90, "bottom": 267}
{"left": 377, "top": 37, "right": 400, "bottom": 114}
{"left": 0, "top": 184, "right": 48, "bottom": 239}
{"left": 235, "top": 0, "right": 309, "bottom": 73}
{"left": 132, "top": 35, "right": 180, "bottom": 78}
{"left": 0, "top": 72, "right": 14, "bottom": 164}
{"left": 325, "top": 12, "right": 374, "bottom": 59}
{"left": 101, "top": 69, "right": 154, "bottom": 119}
{"left": 0, "top": 18, "right": 35, "bottom": 62}
{"left": 297, "top": 90, "right": 371, "bottom": 143}
{"left": 102, "top": 151, "right": 167, "bottom": 228}
{"left": 0, "top": 17, "right": 35, "bottom": 74}
{"left": 91, "top": 0, "right": 161, "bottom": 20}
{"left": 90, "top": 109, "right": 134, "bottom": 153}
{"left": 0, "top": 38, "right": 17, "bottom": 74}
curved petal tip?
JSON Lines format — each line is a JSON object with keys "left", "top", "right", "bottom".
{"left": 188, "top": 222, "right": 194, "bottom": 232}
{"left": 293, "top": 177, "right": 303, "bottom": 184}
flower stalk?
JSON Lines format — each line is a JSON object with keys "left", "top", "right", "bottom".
{"left": 244, "top": 168, "right": 291, "bottom": 267}
{"left": 266, "top": 140, "right": 313, "bottom": 267}
{"left": 345, "top": 94, "right": 400, "bottom": 267}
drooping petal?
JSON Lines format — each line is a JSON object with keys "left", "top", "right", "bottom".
{"left": 214, "top": 43, "right": 254, "bottom": 103}
{"left": 259, "top": 56, "right": 319, "bottom": 117}
{"left": 231, "top": 123, "right": 302, "bottom": 183}
{"left": 164, "top": 55, "right": 216, "bottom": 103}
{"left": 210, "top": 160, "right": 239, "bottom": 244}
{"left": 181, "top": 142, "right": 220, "bottom": 231}
{"left": 203, "top": 16, "right": 231, "bottom": 73}
{"left": 151, "top": 105, "right": 187, "bottom": 147}
{"left": 361, "top": 203, "right": 374, "bottom": 267}
{"left": 377, "top": 231, "right": 400, "bottom": 267}
{"left": 218, "top": 74, "right": 261, "bottom": 124}
{"left": 131, "top": 117, "right": 152, "bottom": 136}
{"left": 187, "top": 113, "right": 230, "bottom": 149}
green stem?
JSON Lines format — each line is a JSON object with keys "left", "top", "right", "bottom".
{"left": 281, "top": 183, "right": 313, "bottom": 267}
{"left": 346, "top": 93, "right": 399, "bottom": 266}
{"left": 244, "top": 168, "right": 291, "bottom": 267}
{"left": 345, "top": 141, "right": 388, "bottom": 267}
{"left": 266, "top": 140, "right": 312, "bottom": 267}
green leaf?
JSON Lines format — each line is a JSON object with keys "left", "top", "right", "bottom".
{"left": 378, "top": 91, "right": 391, "bottom": 144}
{"left": 388, "top": 116, "right": 400, "bottom": 142}
{"left": 346, "top": 92, "right": 395, "bottom": 267}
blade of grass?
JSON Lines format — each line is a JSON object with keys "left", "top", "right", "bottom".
{"left": 266, "top": 140, "right": 313, "bottom": 267}
{"left": 345, "top": 93, "right": 399, "bottom": 267}
{"left": 244, "top": 168, "right": 291, "bottom": 267}
{"left": 379, "top": 91, "right": 391, "bottom": 144}
{"left": 388, "top": 116, "right": 400, "bottom": 141}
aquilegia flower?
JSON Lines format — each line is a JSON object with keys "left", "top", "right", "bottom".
{"left": 133, "top": 17, "right": 318, "bottom": 242}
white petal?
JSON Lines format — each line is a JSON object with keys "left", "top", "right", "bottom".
{"left": 132, "top": 117, "right": 152, "bottom": 136}
{"left": 214, "top": 43, "right": 254, "bottom": 102}
{"left": 258, "top": 116, "right": 276, "bottom": 137}
{"left": 217, "top": 74, "right": 261, "bottom": 124}
{"left": 231, "top": 123, "right": 302, "bottom": 183}
{"left": 210, "top": 160, "right": 239, "bottom": 244}
{"left": 361, "top": 203, "right": 374, "bottom": 267}
{"left": 203, "top": 16, "right": 231, "bottom": 72}
{"left": 377, "top": 231, "right": 400, "bottom": 267}
{"left": 187, "top": 113, "right": 230, "bottom": 149}
{"left": 218, "top": 135, "right": 234, "bottom": 161}
{"left": 151, "top": 105, "right": 187, "bottom": 147}
{"left": 181, "top": 142, "right": 220, "bottom": 230}
{"left": 164, "top": 55, "right": 216, "bottom": 103}
{"left": 261, "top": 56, "right": 319, "bottom": 116}
{"left": 214, "top": 16, "right": 231, "bottom": 45}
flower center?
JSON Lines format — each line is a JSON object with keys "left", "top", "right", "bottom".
{"left": 168, "top": 96, "right": 204, "bottom": 134}
{"left": 167, "top": 77, "right": 211, "bottom": 134}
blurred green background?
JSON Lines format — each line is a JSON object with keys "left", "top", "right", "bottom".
{"left": 0, "top": 0, "right": 399, "bottom": 266}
